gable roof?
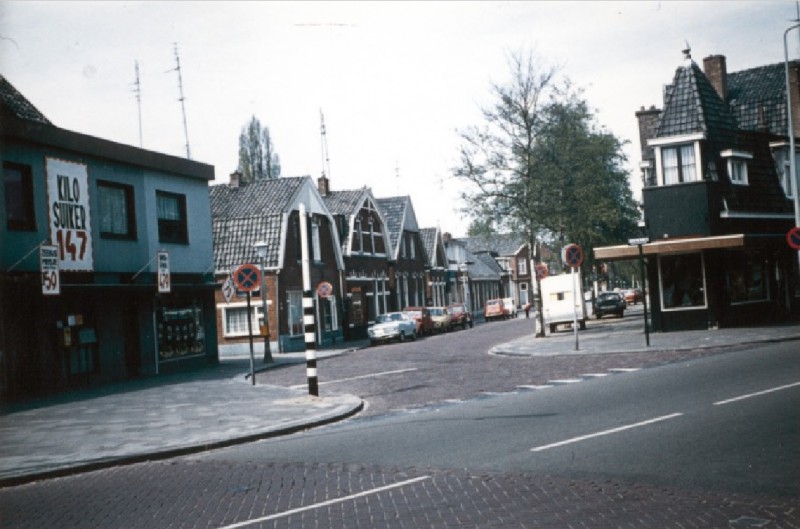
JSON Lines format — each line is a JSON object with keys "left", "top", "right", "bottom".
{"left": 376, "top": 196, "right": 420, "bottom": 259}
{"left": 0, "top": 74, "right": 52, "bottom": 125}
{"left": 420, "top": 227, "right": 448, "bottom": 269}
{"left": 210, "top": 176, "right": 342, "bottom": 272}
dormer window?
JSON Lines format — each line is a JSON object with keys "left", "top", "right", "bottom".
{"left": 721, "top": 149, "right": 752, "bottom": 186}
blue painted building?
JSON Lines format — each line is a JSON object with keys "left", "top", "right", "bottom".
{"left": 1, "top": 75, "right": 218, "bottom": 399}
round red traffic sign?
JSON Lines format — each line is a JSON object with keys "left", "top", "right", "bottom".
{"left": 787, "top": 227, "right": 800, "bottom": 250}
{"left": 562, "top": 243, "right": 584, "bottom": 268}
{"left": 317, "top": 281, "right": 333, "bottom": 299}
{"left": 233, "top": 263, "right": 261, "bottom": 292}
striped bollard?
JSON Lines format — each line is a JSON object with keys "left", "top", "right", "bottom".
{"left": 303, "top": 290, "right": 319, "bottom": 396}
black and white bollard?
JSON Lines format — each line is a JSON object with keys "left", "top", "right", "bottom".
{"left": 303, "top": 289, "right": 319, "bottom": 396}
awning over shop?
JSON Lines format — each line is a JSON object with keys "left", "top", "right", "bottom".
{"left": 594, "top": 234, "right": 754, "bottom": 261}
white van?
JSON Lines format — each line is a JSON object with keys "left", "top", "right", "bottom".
{"left": 540, "top": 273, "right": 587, "bottom": 334}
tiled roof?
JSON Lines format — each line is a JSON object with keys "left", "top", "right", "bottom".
{"left": 376, "top": 196, "right": 408, "bottom": 257}
{"left": 420, "top": 227, "right": 438, "bottom": 264}
{"left": 0, "top": 74, "right": 52, "bottom": 125}
{"left": 470, "top": 251, "right": 502, "bottom": 280}
{"left": 657, "top": 62, "right": 737, "bottom": 139}
{"left": 727, "top": 62, "right": 787, "bottom": 135}
{"left": 209, "top": 176, "right": 308, "bottom": 218}
{"left": 323, "top": 188, "right": 368, "bottom": 216}
{"left": 462, "top": 234, "right": 527, "bottom": 257}
{"left": 213, "top": 214, "right": 284, "bottom": 271}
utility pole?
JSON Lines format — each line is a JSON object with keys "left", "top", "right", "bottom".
{"left": 320, "top": 110, "right": 331, "bottom": 180}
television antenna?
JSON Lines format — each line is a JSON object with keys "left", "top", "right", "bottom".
{"left": 170, "top": 43, "right": 191, "bottom": 159}
{"left": 132, "top": 60, "right": 143, "bottom": 148}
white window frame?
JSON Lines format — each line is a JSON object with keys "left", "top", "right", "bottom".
{"left": 287, "top": 290, "right": 304, "bottom": 336}
{"left": 220, "top": 303, "right": 263, "bottom": 337}
{"left": 517, "top": 257, "right": 527, "bottom": 276}
{"left": 721, "top": 149, "right": 752, "bottom": 186}
{"left": 311, "top": 219, "right": 321, "bottom": 262}
{"left": 657, "top": 253, "right": 708, "bottom": 312}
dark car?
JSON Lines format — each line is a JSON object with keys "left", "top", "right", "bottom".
{"left": 593, "top": 291, "right": 626, "bottom": 319}
{"left": 446, "top": 303, "right": 474, "bottom": 329}
{"left": 403, "top": 306, "right": 434, "bottom": 336}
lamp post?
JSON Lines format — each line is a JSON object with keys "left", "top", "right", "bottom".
{"left": 459, "top": 263, "right": 470, "bottom": 312}
{"left": 254, "top": 241, "right": 274, "bottom": 364}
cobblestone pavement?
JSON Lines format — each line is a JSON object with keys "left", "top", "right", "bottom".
{"left": 1, "top": 460, "right": 798, "bottom": 528}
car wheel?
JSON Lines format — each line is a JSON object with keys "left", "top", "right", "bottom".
{"left": 398, "top": 331, "right": 406, "bottom": 342}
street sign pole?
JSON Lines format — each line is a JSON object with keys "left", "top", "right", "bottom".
{"left": 629, "top": 237, "right": 650, "bottom": 347}
{"left": 571, "top": 265, "right": 579, "bottom": 351}
{"left": 246, "top": 290, "right": 255, "bottom": 385}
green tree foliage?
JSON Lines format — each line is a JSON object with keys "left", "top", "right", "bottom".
{"left": 238, "top": 116, "right": 281, "bottom": 183}
{"left": 453, "top": 50, "right": 639, "bottom": 271}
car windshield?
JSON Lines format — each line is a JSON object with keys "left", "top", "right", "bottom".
{"left": 599, "top": 293, "right": 619, "bottom": 300}
{"left": 487, "top": 300, "right": 500, "bottom": 306}
{"left": 448, "top": 306, "right": 462, "bottom": 314}
{"left": 429, "top": 308, "right": 444, "bottom": 316}
{"left": 406, "top": 311, "right": 421, "bottom": 317}
{"left": 376, "top": 313, "right": 404, "bottom": 323}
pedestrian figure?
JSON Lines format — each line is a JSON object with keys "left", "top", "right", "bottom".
{"left": 524, "top": 303, "right": 531, "bottom": 319}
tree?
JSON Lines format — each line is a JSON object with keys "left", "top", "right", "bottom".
{"left": 238, "top": 116, "right": 281, "bottom": 183}
{"left": 453, "top": 49, "right": 639, "bottom": 335}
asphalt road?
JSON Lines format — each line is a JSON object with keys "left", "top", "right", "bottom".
{"left": 210, "top": 339, "right": 800, "bottom": 498}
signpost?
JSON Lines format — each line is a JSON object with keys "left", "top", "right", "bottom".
{"left": 561, "top": 243, "right": 584, "bottom": 351}
{"left": 787, "top": 226, "right": 800, "bottom": 250}
{"left": 628, "top": 237, "right": 650, "bottom": 347}
{"left": 233, "top": 263, "right": 262, "bottom": 385}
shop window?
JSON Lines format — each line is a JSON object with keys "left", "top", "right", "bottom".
{"left": 4, "top": 161, "right": 36, "bottom": 231}
{"left": 156, "top": 191, "right": 188, "bottom": 244}
{"left": 658, "top": 253, "right": 706, "bottom": 310}
{"left": 157, "top": 300, "right": 206, "bottom": 360}
{"left": 98, "top": 180, "right": 136, "bottom": 239}
{"left": 727, "top": 253, "right": 769, "bottom": 304}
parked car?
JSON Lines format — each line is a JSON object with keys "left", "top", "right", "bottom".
{"left": 623, "top": 288, "right": 643, "bottom": 304}
{"left": 483, "top": 298, "right": 506, "bottom": 321}
{"left": 368, "top": 312, "right": 418, "bottom": 345}
{"left": 502, "top": 297, "right": 517, "bottom": 318}
{"left": 403, "top": 306, "right": 434, "bottom": 336}
{"left": 593, "top": 291, "right": 626, "bottom": 319}
{"left": 428, "top": 306, "right": 452, "bottom": 333}
{"left": 446, "top": 303, "right": 474, "bottom": 329}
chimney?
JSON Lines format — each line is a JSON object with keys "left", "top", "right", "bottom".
{"left": 318, "top": 175, "right": 330, "bottom": 196}
{"left": 442, "top": 232, "right": 452, "bottom": 244}
{"left": 229, "top": 170, "right": 242, "bottom": 188}
{"left": 635, "top": 105, "right": 661, "bottom": 159}
{"left": 703, "top": 54, "right": 728, "bottom": 101}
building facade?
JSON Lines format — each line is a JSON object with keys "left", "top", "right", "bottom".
{"left": 595, "top": 52, "right": 798, "bottom": 331}
{"left": 1, "top": 75, "right": 218, "bottom": 399}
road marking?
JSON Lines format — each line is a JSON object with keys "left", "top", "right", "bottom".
{"left": 290, "top": 368, "right": 418, "bottom": 389}
{"left": 713, "top": 381, "right": 800, "bottom": 406}
{"left": 608, "top": 368, "right": 641, "bottom": 373}
{"left": 547, "top": 379, "right": 583, "bottom": 385}
{"left": 581, "top": 373, "right": 609, "bottom": 378}
{"left": 216, "top": 475, "right": 431, "bottom": 529}
{"left": 530, "top": 413, "right": 683, "bottom": 452}
{"left": 516, "top": 385, "right": 554, "bottom": 390}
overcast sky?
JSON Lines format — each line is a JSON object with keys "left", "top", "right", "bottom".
{"left": 2, "top": 1, "right": 797, "bottom": 237}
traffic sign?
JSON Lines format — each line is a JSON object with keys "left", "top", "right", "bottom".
{"left": 628, "top": 237, "right": 650, "bottom": 246}
{"left": 787, "top": 227, "right": 800, "bottom": 250}
{"left": 561, "top": 243, "right": 584, "bottom": 268}
{"left": 40, "top": 245, "right": 60, "bottom": 295}
{"left": 535, "top": 263, "right": 548, "bottom": 281}
{"left": 317, "top": 281, "right": 333, "bottom": 299}
{"left": 234, "top": 263, "right": 261, "bottom": 292}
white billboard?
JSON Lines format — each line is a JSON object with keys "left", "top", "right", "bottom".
{"left": 46, "top": 157, "right": 93, "bottom": 271}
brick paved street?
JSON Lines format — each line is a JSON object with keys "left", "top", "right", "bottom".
{"left": 2, "top": 460, "right": 798, "bottom": 528}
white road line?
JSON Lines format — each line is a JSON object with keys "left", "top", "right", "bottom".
{"left": 607, "top": 368, "right": 641, "bottom": 373}
{"left": 216, "top": 475, "right": 431, "bottom": 529}
{"left": 289, "top": 368, "right": 418, "bottom": 389}
{"left": 530, "top": 413, "right": 683, "bottom": 452}
{"left": 547, "top": 379, "right": 583, "bottom": 385}
{"left": 713, "top": 381, "right": 800, "bottom": 406}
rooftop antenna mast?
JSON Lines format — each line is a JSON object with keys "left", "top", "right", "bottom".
{"left": 171, "top": 43, "right": 191, "bottom": 159}
{"left": 320, "top": 109, "right": 331, "bottom": 180}
{"left": 133, "top": 60, "right": 143, "bottom": 148}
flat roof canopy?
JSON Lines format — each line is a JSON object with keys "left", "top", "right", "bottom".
{"left": 594, "top": 234, "right": 750, "bottom": 261}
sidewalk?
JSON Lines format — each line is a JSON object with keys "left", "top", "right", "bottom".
{"left": 2, "top": 319, "right": 799, "bottom": 487}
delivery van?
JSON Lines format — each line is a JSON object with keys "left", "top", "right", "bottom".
{"left": 541, "top": 272, "right": 587, "bottom": 334}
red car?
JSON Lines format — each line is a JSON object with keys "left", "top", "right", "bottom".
{"left": 403, "top": 306, "right": 434, "bottom": 336}
{"left": 446, "top": 303, "right": 474, "bottom": 330}
{"left": 483, "top": 299, "right": 506, "bottom": 322}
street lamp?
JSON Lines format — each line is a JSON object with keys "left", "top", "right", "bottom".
{"left": 459, "top": 262, "right": 470, "bottom": 312}
{"left": 254, "top": 240, "right": 274, "bottom": 364}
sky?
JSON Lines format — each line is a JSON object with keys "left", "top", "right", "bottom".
{"left": 2, "top": 1, "right": 798, "bottom": 237}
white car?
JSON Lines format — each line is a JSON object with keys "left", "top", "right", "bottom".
{"left": 368, "top": 312, "right": 418, "bottom": 345}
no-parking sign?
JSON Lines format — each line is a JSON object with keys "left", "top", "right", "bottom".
{"left": 561, "top": 243, "right": 584, "bottom": 268}
{"left": 233, "top": 263, "right": 261, "bottom": 292}
{"left": 787, "top": 227, "right": 800, "bottom": 250}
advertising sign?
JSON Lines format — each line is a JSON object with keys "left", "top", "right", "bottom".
{"left": 40, "top": 245, "right": 60, "bottom": 295}
{"left": 46, "top": 157, "right": 93, "bottom": 271}
{"left": 157, "top": 251, "right": 171, "bottom": 293}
